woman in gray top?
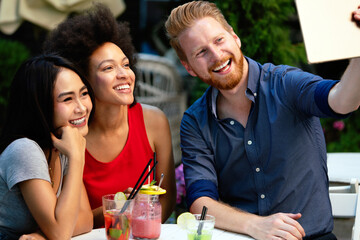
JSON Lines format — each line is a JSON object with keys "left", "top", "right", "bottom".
{"left": 0, "top": 54, "right": 94, "bottom": 239}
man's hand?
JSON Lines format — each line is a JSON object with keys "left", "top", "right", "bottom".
{"left": 248, "top": 213, "right": 305, "bottom": 240}
{"left": 191, "top": 197, "right": 306, "bottom": 240}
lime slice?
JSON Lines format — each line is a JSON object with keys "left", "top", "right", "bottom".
{"left": 114, "top": 192, "right": 127, "bottom": 201}
{"left": 140, "top": 184, "right": 166, "bottom": 195}
{"left": 177, "top": 212, "right": 196, "bottom": 229}
{"left": 114, "top": 192, "right": 127, "bottom": 209}
{"left": 109, "top": 228, "right": 122, "bottom": 239}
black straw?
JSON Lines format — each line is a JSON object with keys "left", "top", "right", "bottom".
{"left": 120, "top": 161, "right": 159, "bottom": 213}
{"left": 128, "top": 158, "right": 153, "bottom": 199}
{"left": 200, "top": 206, "right": 208, "bottom": 219}
{"left": 197, "top": 206, "right": 208, "bottom": 236}
{"left": 130, "top": 161, "right": 158, "bottom": 200}
{"left": 153, "top": 152, "right": 156, "bottom": 180}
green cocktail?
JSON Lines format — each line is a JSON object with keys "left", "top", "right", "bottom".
{"left": 187, "top": 230, "right": 213, "bottom": 240}
{"left": 184, "top": 214, "right": 215, "bottom": 240}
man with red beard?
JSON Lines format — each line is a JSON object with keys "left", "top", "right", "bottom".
{"left": 165, "top": 1, "right": 360, "bottom": 239}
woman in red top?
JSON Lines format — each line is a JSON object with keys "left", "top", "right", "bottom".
{"left": 43, "top": 4, "right": 176, "bottom": 228}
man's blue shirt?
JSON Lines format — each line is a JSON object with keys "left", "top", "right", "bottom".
{"left": 180, "top": 57, "right": 348, "bottom": 237}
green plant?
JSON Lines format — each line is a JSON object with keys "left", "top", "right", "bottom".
{"left": 0, "top": 38, "right": 31, "bottom": 127}
{"left": 321, "top": 111, "right": 360, "bottom": 152}
{"left": 214, "top": 0, "right": 306, "bottom": 66}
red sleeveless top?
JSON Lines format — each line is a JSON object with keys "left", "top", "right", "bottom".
{"left": 83, "top": 103, "right": 154, "bottom": 209}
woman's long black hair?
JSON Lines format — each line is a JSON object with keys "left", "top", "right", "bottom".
{"left": 0, "top": 54, "right": 95, "bottom": 159}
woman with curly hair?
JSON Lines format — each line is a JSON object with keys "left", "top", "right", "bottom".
{"left": 0, "top": 54, "right": 94, "bottom": 239}
{"left": 43, "top": 4, "right": 176, "bottom": 228}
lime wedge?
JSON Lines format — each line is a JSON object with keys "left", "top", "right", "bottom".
{"left": 177, "top": 212, "right": 196, "bottom": 229}
{"left": 114, "top": 192, "right": 127, "bottom": 201}
{"left": 109, "top": 228, "right": 122, "bottom": 238}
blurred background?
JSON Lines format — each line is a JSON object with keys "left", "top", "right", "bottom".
{"left": 0, "top": 0, "right": 359, "bottom": 235}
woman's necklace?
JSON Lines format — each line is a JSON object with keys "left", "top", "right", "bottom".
{"left": 48, "top": 152, "right": 57, "bottom": 188}
{"left": 46, "top": 149, "right": 57, "bottom": 188}
{"left": 48, "top": 166, "right": 54, "bottom": 187}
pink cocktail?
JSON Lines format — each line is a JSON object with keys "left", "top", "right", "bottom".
{"left": 132, "top": 193, "right": 161, "bottom": 239}
{"left": 132, "top": 218, "right": 161, "bottom": 239}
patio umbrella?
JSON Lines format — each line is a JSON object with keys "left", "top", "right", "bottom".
{"left": 0, "top": 0, "right": 126, "bottom": 35}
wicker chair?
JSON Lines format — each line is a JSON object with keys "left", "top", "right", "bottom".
{"left": 134, "top": 53, "right": 187, "bottom": 166}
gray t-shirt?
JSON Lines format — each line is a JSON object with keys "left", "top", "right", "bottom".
{"left": 0, "top": 138, "right": 68, "bottom": 239}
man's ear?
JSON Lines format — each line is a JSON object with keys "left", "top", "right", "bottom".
{"left": 181, "top": 60, "right": 197, "bottom": 77}
{"left": 230, "top": 28, "right": 241, "bottom": 48}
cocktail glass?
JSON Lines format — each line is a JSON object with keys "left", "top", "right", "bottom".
{"left": 186, "top": 214, "right": 215, "bottom": 240}
{"left": 132, "top": 193, "right": 161, "bottom": 239}
{"left": 102, "top": 194, "right": 133, "bottom": 240}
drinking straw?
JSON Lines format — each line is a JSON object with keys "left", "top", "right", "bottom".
{"left": 120, "top": 161, "right": 159, "bottom": 213}
{"left": 130, "top": 161, "right": 158, "bottom": 200}
{"left": 197, "top": 206, "right": 208, "bottom": 237}
{"left": 153, "top": 152, "right": 157, "bottom": 180}
{"left": 128, "top": 158, "right": 153, "bottom": 199}
{"left": 157, "top": 173, "right": 164, "bottom": 191}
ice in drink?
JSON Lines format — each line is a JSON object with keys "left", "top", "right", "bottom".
{"left": 102, "top": 194, "right": 133, "bottom": 240}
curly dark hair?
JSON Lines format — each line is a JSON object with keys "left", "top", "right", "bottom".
{"left": 43, "top": 3, "right": 137, "bottom": 79}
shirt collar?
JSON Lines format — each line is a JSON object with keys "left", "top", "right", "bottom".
{"left": 245, "top": 56, "right": 260, "bottom": 101}
{"left": 211, "top": 88, "right": 219, "bottom": 118}
{"left": 210, "top": 56, "right": 261, "bottom": 118}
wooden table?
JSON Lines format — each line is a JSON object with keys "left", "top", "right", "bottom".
{"left": 71, "top": 224, "right": 254, "bottom": 240}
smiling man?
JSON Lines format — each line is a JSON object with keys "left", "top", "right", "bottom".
{"left": 165, "top": 1, "right": 360, "bottom": 239}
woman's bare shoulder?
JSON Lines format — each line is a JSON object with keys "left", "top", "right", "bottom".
{"left": 141, "top": 104, "right": 168, "bottom": 123}
{"left": 141, "top": 104, "right": 170, "bottom": 133}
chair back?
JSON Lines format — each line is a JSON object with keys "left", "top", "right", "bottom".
{"left": 134, "top": 53, "right": 187, "bottom": 166}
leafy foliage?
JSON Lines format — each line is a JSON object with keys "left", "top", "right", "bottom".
{"left": 0, "top": 38, "right": 31, "bottom": 127}
{"left": 321, "top": 111, "right": 360, "bottom": 152}
{"left": 214, "top": 0, "right": 306, "bottom": 66}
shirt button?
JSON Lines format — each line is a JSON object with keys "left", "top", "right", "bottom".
{"left": 260, "top": 194, "right": 265, "bottom": 199}
{"left": 247, "top": 140, "right": 252, "bottom": 145}
{"left": 230, "top": 120, "right": 235, "bottom": 125}
{"left": 255, "top": 167, "right": 260, "bottom": 172}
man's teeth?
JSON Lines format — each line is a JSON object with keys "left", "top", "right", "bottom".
{"left": 214, "top": 60, "right": 230, "bottom": 72}
{"left": 70, "top": 117, "right": 85, "bottom": 125}
{"left": 115, "top": 84, "right": 130, "bottom": 90}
